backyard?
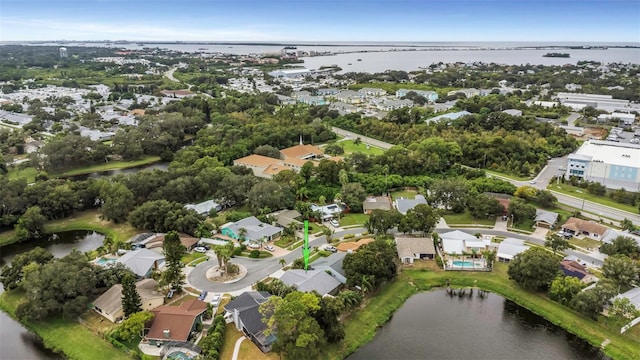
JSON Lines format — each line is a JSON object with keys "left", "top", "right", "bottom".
{"left": 339, "top": 213, "right": 369, "bottom": 227}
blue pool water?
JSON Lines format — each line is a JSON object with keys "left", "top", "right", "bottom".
{"left": 96, "top": 257, "right": 116, "bottom": 266}
{"left": 167, "top": 351, "right": 193, "bottom": 360}
{"left": 452, "top": 260, "right": 475, "bottom": 267}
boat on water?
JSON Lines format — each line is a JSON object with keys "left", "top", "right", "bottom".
{"left": 357, "top": 58, "right": 362, "bottom": 61}
{"left": 348, "top": 63, "right": 352, "bottom": 65}
{"left": 198, "top": 47, "right": 208, "bottom": 50}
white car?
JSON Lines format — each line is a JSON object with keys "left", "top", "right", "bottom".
{"left": 529, "top": 180, "right": 537, "bottom": 185}
{"left": 248, "top": 242, "right": 261, "bottom": 249}
{"left": 325, "top": 245, "right": 337, "bottom": 253}
{"left": 330, "top": 219, "right": 340, "bottom": 227}
{"left": 211, "top": 294, "right": 221, "bottom": 307}
{"left": 194, "top": 246, "right": 207, "bottom": 253}
{"left": 264, "top": 245, "right": 275, "bottom": 252}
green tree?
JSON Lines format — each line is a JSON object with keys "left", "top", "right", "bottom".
{"left": 247, "top": 180, "right": 295, "bottom": 215}
{"left": 162, "top": 231, "right": 186, "bottom": 291}
{"left": 507, "top": 247, "right": 560, "bottom": 291}
{"left": 260, "top": 291, "right": 326, "bottom": 360}
{"left": 429, "top": 178, "right": 470, "bottom": 213}
{"left": 14, "top": 206, "right": 47, "bottom": 242}
{"left": 343, "top": 240, "right": 397, "bottom": 289}
{"left": 365, "top": 209, "right": 402, "bottom": 235}
{"left": 398, "top": 204, "right": 440, "bottom": 235}
{"left": 214, "top": 241, "right": 235, "bottom": 271}
{"left": 467, "top": 194, "right": 504, "bottom": 219}
{"left": 0, "top": 247, "right": 53, "bottom": 290}
{"left": 602, "top": 255, "right": 639, "bottom": 290}
{"left": 544, "top": 233, "right": 571, "bottom": 255}
{"left": 535, "top": 190, "right": 557, "bottom": 208}
{"left": 341, "top": 182, "right": 367, "bottom": 212}
{"left": 507, "top": 197, "right": 537, "bottom": 223}
{"left": 113, "top": 311, "right": 154, "bottom": 341}
{"left": 549, "top": 276, "right": 584, "bottom": 305}
{"left": 571, "top": 281, "right": 617, "bottom": 319}
{"left": 600, "top": 236, "right": 640, "bottom": 258}
{"left": 100, "top": 182, "right": 135, "bottom": 223}
{"left": 609, "top": 297, "right": 640, "bottom": 322}
{"left": 337, "top": 289, "right": 362, "bottom": 311}
{"left": 314, "top": 294, "right": 345, "bottom": 343}
{"left": 121, "top": 273, "right": 142, "bottom": 318}
{"left": 620, "top": 218, "right": 637, "bottom": 232}
{"left": 253, "top": 145, "right": 282, "bottom": 159}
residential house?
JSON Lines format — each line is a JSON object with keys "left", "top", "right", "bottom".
{"left": 290, "top": 90, "right": 311, "bottom": 99}
{"left": 614, "top": 288, "right": 640, "bottom": 311}
{"left": 502, "top": 109, "right": 523, "bottom": 116}
{"left": 362, "top": 196, "right": 392, "bottom": 214}
{"left": 279, "top": 269, "right": 342, "bottom": 296}
{"left": 224, "top": 291, "right": 275, "bottom": 353}
{"left": 221, "top": 216, "right": 282, "bottom": 243}
{"left": 534, "top": 209, "right": 559, "bottom": 228}
{"left": 146, "top": 299, "right": 208, "bottom": 345}
{"left": 334, "top": 90, "right": 363, "bottom": 104}
{"left": 560, "top": 260, "right": 598, "bottom": 284}
{"left": 358, "top": 87, "right": 387, "bottom": 97}
{"left": 425, "top": 111, "right": 472, "bottom": 123}
{"left": 565, "top": 83, "right": 583, "bottom": 91}
{"left": 310, "top": 203, "right": 343, "bottom": 221}
{"left": 273, "top": 209, "right": 303, "bottom": 228}
{"left": 440, "top": 230, "right": 490, "bottom": 255}
{"left": 233, "top": 154, "right": 284, "bottom": 178}
{"left": 312, "top": 252, "right": 347, "bottom": 284}
{"left": 602, "top": 229, "right": 640, "bottom": 247}
{"left": 395, "top": 89, "right": 438, "bottom": 102}
{"left": 395, "top": 235, "right": 436, "bottom": 264}
{"left": 561, "top": 217, "right": 609, "bottom": 239}
{"left": 329, "top": 101, "right": 359, "bottom": 115}
{"left": 336, "top": 238, "right": 374, "bottom": 252}
{"left": 142, "top": 233, "right": 200, "bottom": 252}
{"left": 297, "top": 95, "right": 327, "bottom": 106}
{"left": 160, "top": 89, "right": 194, "bottom": 98}
{"left": 394, "top": 195, "right": 427, "bottom": 215}
{"left": 316, "top": 88, "right": 339, "bottom": 96}
{"left": 497, "top": 238, "right": 529, "bottom": 262}
{"left": 116, "top": 249, "right": 164, "bottom": 278}
{"left": 92, "top": 279, "right": 164, "bottom": 323}
{"left": 184, "top": 200, "right": 222, "bottom": 216}
{"left": 447, "top": 88, "right": 490, "bottom": 98}
{"left": 275, "top": 94, "right": 296, "bottom": 105}
{"left": 376, "top": 99, "right": 413, "bottom": 111}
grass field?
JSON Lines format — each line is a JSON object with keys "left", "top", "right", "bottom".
{"left": 0, "top": 290, "right": 132, "bottom": 360}
{"left": 339, "top": 213, "right": 369, "bottom": 227}
{"left": 7, "top": 166, "right": 38, "bottom": 183}
{"left": 485, "top": 169, "right": 532, "bottom": 181}
{"left": 338, "top": 139, "right": 386, "bottom": 156}
{"left": 0, "top": 210, "right": 142, "bottom": 247}
{"left": 568, "top": 237, "right": 602, "bottom": 250}
{"left": 548, "top": 183, "right": 638, "bottom": 214}
{"left": 442, "top": 211, "right": 496, "bottom": 227}
{"left": 391, "top": 190, "right": 417, "bottom": 199}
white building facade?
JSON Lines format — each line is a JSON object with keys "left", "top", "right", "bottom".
{"left": 566, "top": 140, "right": 640, "bottom": 190}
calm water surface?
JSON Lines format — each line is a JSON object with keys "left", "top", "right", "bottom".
{"left": 349, "top": 290, "right": 608, "bottom": 360}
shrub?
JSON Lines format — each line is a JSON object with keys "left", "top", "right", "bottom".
{"left": 249, "top": 250, "right": 261, "bottom": 258}
{"left": 343, "top": 234, "right": 355, "bottom": 239}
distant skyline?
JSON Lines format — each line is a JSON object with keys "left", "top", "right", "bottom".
{"left": 1, "top": 0, "right": 639, "bottom": 43}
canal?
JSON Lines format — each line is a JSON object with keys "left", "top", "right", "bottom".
{"left": 0, "top": 230, "right": 105, "bottom": 359}
{"left": 349, "top": 290, "right": 608, "bottom": 360}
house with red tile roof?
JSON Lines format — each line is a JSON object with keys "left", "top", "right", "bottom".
{"left": 146, "top": 299, "right": 208, "bottom": 345}
{"left": 234, "top": 143, "right": 338, "bottom": 178}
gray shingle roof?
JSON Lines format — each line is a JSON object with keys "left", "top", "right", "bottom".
{"left": 279, "top": 269, "right": 342, "bottom": 296}
{"left": 395, "top": 236, "right": 436, "bottom": 259}
{"left": 117, "top": 249, "right": 164, "bottom": 277}
{"left": 394, "top": 195, "right": 427, "bottom": 214}
{"left": 223, "top": 216, "right": 282, "bottom": 242}
{"left": 534, "top": 209, "right": 559, "bottom": 225}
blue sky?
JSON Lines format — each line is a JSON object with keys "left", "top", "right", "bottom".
{"left": 1, "top": 0, "right": 639, "bottom": 42}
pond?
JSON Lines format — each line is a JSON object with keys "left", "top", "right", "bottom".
{"left": 65, "top": 161, "right": 169, "bottom": 181}
{"left": 1, "top": 230, "right": 105, "bottom": 359}
{"left": 349, "top": 290, "right": 608, "bottom": 360}
{"left": 1, "top": 230, "right": 106, "bottom": 266}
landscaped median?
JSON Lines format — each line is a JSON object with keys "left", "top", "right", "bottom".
{"left": 0, "top": 290, "right": 132, "bottom": 360}
{"left": 323, "top": 263, "right": 640, "bottom": 360}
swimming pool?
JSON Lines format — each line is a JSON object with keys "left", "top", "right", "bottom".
{"left": 167, "top": 351, "right": 194, "bottom": 360}
{"left": 96, "top": 257, "right": 116, "bottom": 266}
{"left": 452, "top": 260, "right": 475, "bottom": 267}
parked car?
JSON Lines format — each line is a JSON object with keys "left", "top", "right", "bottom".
{"left": 325, "top": 245, "right": 337, "bottom": 253}
{"left": 330, "top": 219, "right": 340, "bottom": 227}
{"left": 198, "top": 290, "right": 208, "bottom": 301}
{"left": 529, "top": 180, "right": 537, "bottom": 184}
{"left": 264, "top": 245, "right": 275, "bottom": 252}
{"left": 211, "top": 294, "right": 221, "bottom": 307}
{"left": 167, "top": 290, "right": 175, "bottom": 299}
{"left": 248, "top": 242, "right": 261, "bottom": 249}
{"left": 194, "top": 246, "right": 207, "bottom": 253}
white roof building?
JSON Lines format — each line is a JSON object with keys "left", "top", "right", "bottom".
{"left": 566, "top": 140, "right": 640, "bottom": 190}
{"left": 497, "top": 238, "right": 529, "bottom": 262}
{"left": 440, "top": 230, "right": 490, "bottom": 255}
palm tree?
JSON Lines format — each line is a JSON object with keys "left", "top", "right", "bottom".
{"left": 338, "top": 290, "right": 363, "bottom": 310}
{"left": 279, "top": 258, "right": 287, "bottom": 268}
{"left": 296, "top": 187, "right": 310, "bottom": 201}
{"left": 214, "top": 241, "right": 234, "bottom": 271}
{"left": 238, "top": 227, "right": 247, "bottom": 242}
{"left": 359, "top": 275, "right": 374, "bottom": 295}
{"left": 481, "top": 250, "right": 496, "bottom": 269}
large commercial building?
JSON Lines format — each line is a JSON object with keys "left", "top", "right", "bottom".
{"left": 566, "top": 140, "right": 640, "bottom": 190}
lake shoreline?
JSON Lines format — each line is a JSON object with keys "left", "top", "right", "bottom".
{"left": 326, "top": 265, "right": 637, "bottom": 360}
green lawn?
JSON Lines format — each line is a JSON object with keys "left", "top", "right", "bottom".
{"left": 7, "top": 166, "right": 38, "bottom": 183}
{"left": 512, "top": 219, "right": 536, "bottom": 232}
{"left": 568, "top": 237, "right": 602, "bottom": 250}
{"left": 391, "top": 190, "right": 417, "bottom": 200}
{"left": 442, "top": 211, "right": 496, "bottom": 226}
{"left": 339, "top": 213, "right": 369, "bottom": 227}
{"left": 238, "top": 250, "right": 273, "bottom": 258}
{"left": 548, "top": 184, "right": 638, "bottom": 214}
{"left": 0, "top": 210, "right": 142, "bottom": 247}
{"left": 56, "top": 156, "right": 161, "bottom": 177}
{"left": 182, "top": 252, "right": 206, "bottom": 265}
{"left": 0, "top": 290, "right": 132, "bottom": 360}
{"left": 339, "top": 139, "right": 386, "bottom": 156}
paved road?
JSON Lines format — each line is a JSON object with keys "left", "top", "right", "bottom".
{"left": 187, "top": 228, "right": 366, "bottom": 293}
{"left": 164, "top": 67, "right": 181, "bottom": 83}
{"left": 488, "top": 159, "right": 640, "bottom": 224}
{"left": 331, "top": 126, "right": 394, "bottom": 150}
{"left": 566, "top": 112, "right": 581, "bottom": 127}
{"left": 434, "top": 228, "right": 604, "bottom": 267}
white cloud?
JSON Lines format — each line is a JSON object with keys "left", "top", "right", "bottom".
{"left": 0, "top": 17, "right": 288, "bottom": 41}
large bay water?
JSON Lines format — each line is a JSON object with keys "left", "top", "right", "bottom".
{"left": 349, "top": 290, "right": 608, "bottom": 360}
{"left": 0, "top": 230, "right": 105, "bottom": 359}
